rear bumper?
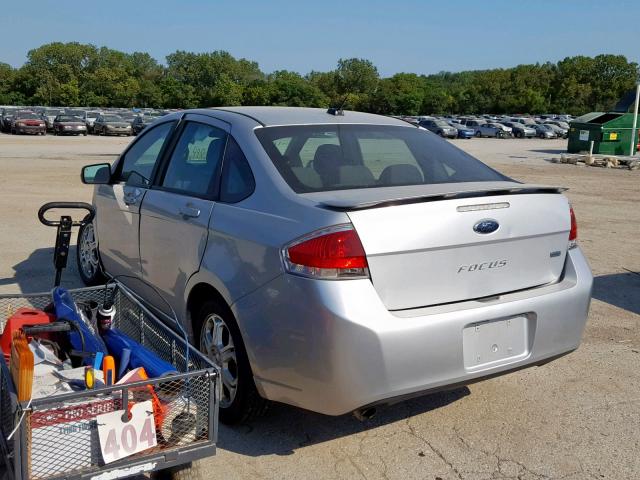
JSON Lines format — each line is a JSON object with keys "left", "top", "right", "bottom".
{"left": 233, "top": 247, "right": 593, "bottom": 415}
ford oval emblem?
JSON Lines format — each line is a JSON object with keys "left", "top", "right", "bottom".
{"left": 473, "top": 219, "right": 499, "bottom": 234}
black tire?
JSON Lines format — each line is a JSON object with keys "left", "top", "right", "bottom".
{"left": 153, "top": 462, "right": 203, "bottom": 480}
{"left": 475, "top": 131, "right": 482, "bottom": 138}
{"left": 194, "top": 299, "right": 269, "bottom": 425}
{"left": 83, "top": 132, "right": 87, "bottom": 136}
{"left": 76, "top": 219, "right": 107, "bottom": 286}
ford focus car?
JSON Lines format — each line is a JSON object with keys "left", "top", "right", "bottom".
{"left": 78, "top": 107, "right": 593, "bottom": 424}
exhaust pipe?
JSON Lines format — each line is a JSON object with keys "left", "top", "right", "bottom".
{"left": 353, "top": 407, "right": 377, "bottom": 421}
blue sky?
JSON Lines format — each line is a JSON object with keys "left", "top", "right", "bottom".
{"left": 2, "top": 0, "right": 639, "bottom": 76}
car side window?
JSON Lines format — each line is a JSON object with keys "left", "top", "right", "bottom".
{"left": 161, "top": 122, "right": 227, "bottom": 196}
{"left": 117, "top": 121, "right": 175, "bottom": 184}
{"left": 220, "top": 136, "right": 255, "bottom": 203}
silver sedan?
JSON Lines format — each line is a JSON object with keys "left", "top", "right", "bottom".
{"left": 79, "top": 107, "right": 593, "bottom": 424}
{"left": 475, "top": 123, "right": 511, "bottom": 138}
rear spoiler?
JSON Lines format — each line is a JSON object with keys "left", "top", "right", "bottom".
{"left": 317, "top": 185, "right": 567, "bottom": 211}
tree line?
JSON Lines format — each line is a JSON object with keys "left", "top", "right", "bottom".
{"left": 0, "top": 42, "right": 637, "bottom": 115}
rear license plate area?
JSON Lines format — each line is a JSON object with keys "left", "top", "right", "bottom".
{"left": 463, "top": 316, "right": 529, "bottom": 371}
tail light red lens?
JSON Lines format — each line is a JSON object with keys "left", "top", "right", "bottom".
{"left": 568, "top": 206, "right": 578, "bottom": 248}
{"left": 283, "top": 225, "right": 369, "bottom": 279}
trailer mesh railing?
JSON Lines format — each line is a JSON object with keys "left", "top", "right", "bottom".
{"left": 0, "top": 285, "right": 218, "bottom": 480}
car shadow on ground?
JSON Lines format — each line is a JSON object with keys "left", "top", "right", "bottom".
{"left": 218, "top": 387, "right": 470, "bottom": 457}
{"left": 592, "top": 272, "right": 640, "bottom": 316}
{"left": 0, "top": 247, "right": 85, "bottom": 294}
{"left": 529, "top": 149, "right": 566, "bottom": 155}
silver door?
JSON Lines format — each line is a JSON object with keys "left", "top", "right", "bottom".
{"left": 138, "top": 114, "right": 230, "bottom": 315}
{"left": 95, "top": 120, "right": 177, "bottom": 281}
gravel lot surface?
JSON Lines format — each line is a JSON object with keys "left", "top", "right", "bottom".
{"left": 0, "top": 134, "right": 638, "bottom": 479}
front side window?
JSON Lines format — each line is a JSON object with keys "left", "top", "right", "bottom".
{"left": 161, "top": 122, "right": 227, "bottom": 196}
{"left": 118, "top": 121, "right": 175, "bottom": 183}
{"left": 255, "top": 124, "right": 508, "bottom": 193}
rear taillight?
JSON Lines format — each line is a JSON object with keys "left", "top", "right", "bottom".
{"left": 568, "top": 206, "right": 578, "bottom": 249}
{"left": 283, "top": 225, "right": 369, "bottom": 279}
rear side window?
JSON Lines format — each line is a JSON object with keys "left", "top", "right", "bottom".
{"left": 220, "top": 137, "right": 255, "bottom": 203}
{"left": 255, "top": 124, "right": 507, "bottom": 193}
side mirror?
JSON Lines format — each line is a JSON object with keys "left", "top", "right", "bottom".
{"left": 81, "top": 163, "right": 112, "bottom": 184}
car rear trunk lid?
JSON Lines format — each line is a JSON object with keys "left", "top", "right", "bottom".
{"left": 310, "top": 184, "right": 571, "bottom": 310}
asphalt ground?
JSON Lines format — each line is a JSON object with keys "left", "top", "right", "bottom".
{"left": 0, "top": 133, "right": 638, "bottom": 479}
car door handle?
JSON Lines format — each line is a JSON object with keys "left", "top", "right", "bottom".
{"left": 179, "top": 204, "right": 201, "bottom": 218}
{"left": 123, "top": 188, "right": 142, "bottom": 205}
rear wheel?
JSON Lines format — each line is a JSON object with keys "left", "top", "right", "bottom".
{"left": 475, "top": 131, "right": 482, "bottom": 138}
{"left": 77, "top": 220, "right": 106, "bottom": 286}
{"left": 195, "top": 300, "right": 268, "bottom": 425}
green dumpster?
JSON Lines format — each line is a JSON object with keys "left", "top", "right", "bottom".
{"left": 568, "top": 112, "right": 640, "bottom": 155}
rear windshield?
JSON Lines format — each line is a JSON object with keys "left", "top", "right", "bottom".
{"left": 255, "top": 124, "right": 507, "bottom": 193}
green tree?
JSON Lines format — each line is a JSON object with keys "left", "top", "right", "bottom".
{"left": 268, "top": 70, "right": 327, "bottom": 107}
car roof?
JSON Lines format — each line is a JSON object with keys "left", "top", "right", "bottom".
{"left": 188, "top": 106, "right": 412, "bottom": 127}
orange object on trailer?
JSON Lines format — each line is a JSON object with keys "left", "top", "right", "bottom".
{"left": 0, "top": 308, "right": 54, "bottom": 362}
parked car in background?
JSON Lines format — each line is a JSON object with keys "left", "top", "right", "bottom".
{"left": 419, "top": 119, "right": 457, "bottom": 138}
{"left": 65, "top": 109, "right": 87, "bottom": 121}
{"left": 502, "top": 121, "right": 536, "bottom": 138}
{"left": 491, "top": 123, "right": 513, "bottom": 136}
{"left": 132, "top": 115, "right": 160, "bottom": 135}
{"left": 512, "top": 117, "right": 538, "bottom": 126}
{"left": 1, "top": 107, "right": 18, "bottom": 132}
{"left": 475, "top": 123, "right": 509, "bottom": 138}
{"left": 84, "top": 110, "right": 102, "bottom": 133}
{"left": 120, "top": 112, "right": 137, "bottom": 126}
{"left": 546, "top": 120, "right": 570, "bottom": 130}
{"left": 43, "top": 109, "right": 64, "bottom": 131}
{"left": 464, "top": 119, "right": 486, "bottom": 129}
{"left": 53, "top": 115, "right": 88, "bottom": 136}
{"left": 78, "top": 107, "right": 592, "bottom": 424}
{"left": 448, "top": 122, "right": 475, "bottom": 139}
{"left": 10, "top": 111, "right": 46, "bottom": 135}
{"left": 532, "top": 124, "right": 558, "bottom": 139}
{"left": 93, "top": 114, "right": 132, "bottom": 136}
{"left": 544, "top": 122, "right": 568, "bottom": 138}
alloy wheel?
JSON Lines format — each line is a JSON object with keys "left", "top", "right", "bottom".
{"left": 79, "top": 224, "right": 100, "bottom": 279}
{"left": 200, "top": 313, "right": 238, "bottom": 408}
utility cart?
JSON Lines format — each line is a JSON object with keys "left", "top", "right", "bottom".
{"left": 0, "top": 203, "right": 219, "bottom": 480}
